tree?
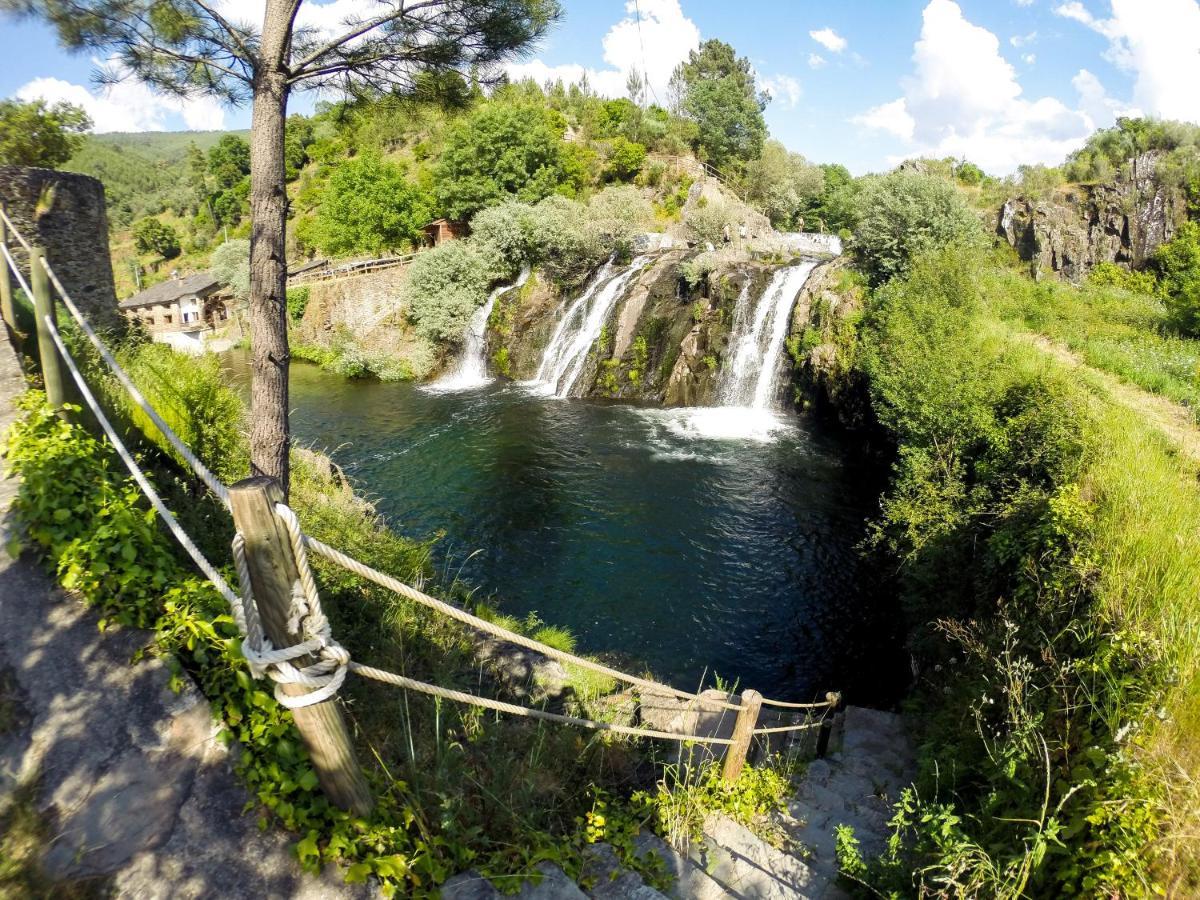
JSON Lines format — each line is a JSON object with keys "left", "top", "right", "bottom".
{"left": 1152, "top": 221, "right": 1200, "bottom": 336}
{"left": 435, "top": 102, "right": 567, "bottom": 220}
{"left": 741, "top": 140, "right": 823, "bottom": 229}
{"left": 0, "top": 97, "right": 90, "bottom": 168}
{"left": 211, "top": 239, "right": 250, "bottom": 301}
{"left": 2, "top": 0, "right": 560, "bottom": 496}
{"left": 852, "top": 173, "right": 983, "bottom": 285}
{"left": 669, "top": 39, "right": 767, "bottom": 171}
{"left": 305, "top": 154, "right": 431, "bottom": 256}
{"left": 604, "top": 136, "right": 646, "bottom": 182}
{"left": 132, "top": 216, "right": 181, "bottom": 259}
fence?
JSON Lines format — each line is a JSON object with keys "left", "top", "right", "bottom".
{"left": 0, "top": 204, "right": 840, "bottom": 814}
{"left": 286, "top": 252, "right": 417, "bottom": 286}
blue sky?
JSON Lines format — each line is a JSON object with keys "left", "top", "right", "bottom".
{"left": 3, "top": 1, "right": 1199, "bottom": 174}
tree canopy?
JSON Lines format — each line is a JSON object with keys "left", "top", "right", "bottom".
{"left": 0, "top": 97, "right": 90, "bottom": 168}
{"left": 132, "top": 217, "right": 180, "bottom": 259}
{"left": 670, "top": 39, "right": 767, "bottom": 171}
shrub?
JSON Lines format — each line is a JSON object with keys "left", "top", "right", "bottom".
{"left": 404, "top": 241, "right": 493, "bottom": 343}
{"left": 1151, "top": 221, "right": 1200, "bottom": 336}
{"left": 132, "top": 217, "right": 181, "bottom": 260}
{"left": 469, "top": 200, "right": 540, "bottom": 276}
{"left": 852, "top": 173, "right": 983, "bottom": 285}
{"left": 286, "top": 286, "right": 311, "bottom": 321}
{"left": 683, "top": 199, "right": 739, "bottom": 245}
{"left": 210, "top": 239, "right": 250, "bottom": 300}
{"left": 306, "top": 153, "right": 432, "bottom": 257}
{"left": 1088, "top": 261, "right": 1158, "bottom": 295}
{"left": 604, "top": 136, "right": 647, "bottom": 182}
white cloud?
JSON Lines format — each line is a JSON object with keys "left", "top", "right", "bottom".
{"left": 808, "top": 53, "right": 827, "bottom": 69}
{"left": 1010, "top": 31, "right": 1037, "bottom": 47}
{"left": 1023, "top": 53, "right": 1037, "bottom": 64}
{"left": 852, "top": 98, "right": 915, "bottom": 140}
{"left": 506, "top": 0, "right": 699, "bottom": 103}
{"left": 760, "top": 74, "right": 802, "bottom": 109}
{"left": 1055, "top": 0, "right": 1200, "bottom": 123}
{"left": 1015, "top": 0, "right": 1035, "bottom": 6}
{"left": 809, "top": 28, "right": 848, "bottom": 53}
{"left": 851, "top": 0, "right": 1100, "bottom": 172}
{"left": 16, "top": 73, "right": 226, "bottom": 133}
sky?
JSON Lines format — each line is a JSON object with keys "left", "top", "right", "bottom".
{"left": 2, "top": 0, "right": 1199, "bottom": 175}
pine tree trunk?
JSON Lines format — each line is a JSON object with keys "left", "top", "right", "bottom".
{"left": 248, "top": 3, "right": 294, "bottom": 496}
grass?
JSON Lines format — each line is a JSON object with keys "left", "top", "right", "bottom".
{"left": 983, "top": 267, "right": 1200, "bottom": 417}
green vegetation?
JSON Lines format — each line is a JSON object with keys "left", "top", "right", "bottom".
{"left": 1152, "top": 220, "right": 1200, "bottom": 336}
{"left": 742, "top": 140, "right": 824, "bottom": 230}
{"left": 851, "top": 173, "right": 983, "bottom": 286}
{"left": 826, "top": 245, "right": 1199, "bottom": 896}
{"left": 669, "top": 39, "right": 768, "bottom": 172}
{"left": 132, "top": 217, "right": 181, "bottom": 260}
{"left": 210, "top": 239, "right": 249, "bottom": 300}
{"left": 299, "top": 153, "right": 432, "bottom": 256}
{"left": 0, "top": 97, "right": 90, "bottom": 168}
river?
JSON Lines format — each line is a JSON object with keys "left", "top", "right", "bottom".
{"left": 224, "top": 350, "right": 904, "bottom": 705}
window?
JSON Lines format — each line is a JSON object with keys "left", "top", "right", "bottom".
{"left": 163, "top": 314, "right": 173, "bottom": 324}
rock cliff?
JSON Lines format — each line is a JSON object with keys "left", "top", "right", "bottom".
{"left": 997, "top": 151, "right": 1186, "bottom": 282}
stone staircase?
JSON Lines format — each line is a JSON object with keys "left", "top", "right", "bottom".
{"left": 441, "top": 706, "right": 913, "bottom": 899}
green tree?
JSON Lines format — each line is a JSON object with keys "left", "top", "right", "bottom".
{"left": 207, "top": 134, "right": 250, "bottom": 189}
{"left": 0, "top": 97, "right": 90, "bottom": 168}
{"left": 3, "top": 0, "right": 560, "bottom": 495}
{"left": 604, "top": 136, "right": 646, "bottom": 182}
{"left": 852, "top": 173, "right": 983, "bottom": 285}
{"left": 669, "top": 39, "right": 767, "bottom": 171}
{"left": 132, "top": 217, "right": 181, "bottom": 259}
{"left": 435, "top": 102, "right": 568, "bottom": 220}
{"left": 1151, "top": 221, "right": 1200, "bottom": 336}
{"left": 210, "top": 238, "right": 250, "bottom": 300}
{"left": 742, "top": 140, "right": 824, "bottom": 228}
{"left": 307, "top": 154, "right": 432, "bottom": 257}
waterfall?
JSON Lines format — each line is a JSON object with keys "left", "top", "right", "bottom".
{"left": 427, "top": 266, "right": 530, "bottom": 392}
{"left": 717, "top": 262, "right": 819, "bottom": 410}
{"left": 531, "top": 255, "right": 651, "bottom": 398}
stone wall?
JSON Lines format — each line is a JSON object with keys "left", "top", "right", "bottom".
{"left": 0, "top": 166, "right": 120, "bottom": 331}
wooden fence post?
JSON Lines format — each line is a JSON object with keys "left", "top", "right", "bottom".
{"left": 228, "top": 476, "right": 374, "bottom": 816}
{"left": 815, "top": 691, "right": 842, "bottom": 760}
{"left": 30, "top": 246, "right": 66, "bottom": 411}
{"left": 0, "top": 207, "right": 14, "bottom": 333}
{"left": 722, "top": 688, "right": 763, "bottom": 783}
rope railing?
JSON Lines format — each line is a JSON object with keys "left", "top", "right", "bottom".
{"left": 0, "top": 206, "right": 33, "bottom": 254}
{"left": 1, "top": 244, "right": 33, "bottom": 298}
{"left": 2, "top": 218, "right": 843, "bottom": 806}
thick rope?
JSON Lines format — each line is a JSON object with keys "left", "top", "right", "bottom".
{"left": 347, "top": 662, "right": 736, "bottom": 745}
{"left": 36, "top": 255, "right": 231, "bottom": 508}
{"left": 0, "top": 206, "right": 33, "bottom": 253}
{"left": 760, "top": 697, "right": 838, "bottom": 710}
{"left": 302, "top": 533, "right": 744, "bottom": 711}
{"left": 45, "top": 315, "right": 247, "bottom": 631}
{"left": 1, "top": 244, "right": 34, "bottom": 297}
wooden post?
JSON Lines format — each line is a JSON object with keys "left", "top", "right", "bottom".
{"left": 815, "top": 691, "right": 841, "bottom": 760}
{"left": 30, "top": 247, "right": 66, "bottom": 411}
{"left": 228, "top": 476, "right": 374, "bottom": 816}
{"left": 0, "top": 207, "right": 14, "bottom": 332}
{"left": 722, "top": 688, "right": 763, "bottom": 783}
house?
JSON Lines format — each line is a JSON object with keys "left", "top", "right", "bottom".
{"left": 423, "top": 218, "right": 468, "bottom": 246}
{"left": 118, "top": 272, "right": 237, "bottom": 353}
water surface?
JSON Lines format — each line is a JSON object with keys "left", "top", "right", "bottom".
{"left": 225, "top": 351, "right": 903, "bottom": 704}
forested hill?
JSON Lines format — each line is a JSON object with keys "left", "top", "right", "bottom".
{"left": 65, "top": 130, "right": 249, "bottom": 228}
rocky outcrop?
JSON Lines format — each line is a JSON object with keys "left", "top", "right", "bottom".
{"left": 997, "top": 151, "right": 1186, "bottom": 282}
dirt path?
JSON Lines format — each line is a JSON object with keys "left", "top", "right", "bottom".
{"left": 0, "top": 335, "right": 367, "bottom": 899}
{"left": 1019, "top": 331, "right": 1200, "bottom": 465}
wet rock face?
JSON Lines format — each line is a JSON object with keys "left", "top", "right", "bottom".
{"left": 997, "top": 152, "right": 1186, "bottom": 282}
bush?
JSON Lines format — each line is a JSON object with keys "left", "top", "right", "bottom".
{"left": 1151, "top": 221, "right": 1200, "bottom": 336}
{"left": 405, "top": 241, "right": 493, "bottom": 342}
{"left": 306, "top": 154, "right": 432, "bottom": 257}
{"left": 286, "top": 286, "right": 311, "bottom": 321}
{"left": 683, "top": 199, "right": 739, "bottom": 246}
{"left": 132, "top": 217, "right": 181, "bottom": 260}
{"left": 604, "top": 136, "right": 647, "bottom": 182}
{"left": 1088, "top": 261, "right": 1158, "bottom": 295}
{"left": 469, "top": 201, "right": 540, "bottom": 276}
{"left": 852, "top": 173, "right": 983, "bottom": 285}
{"left": 210, "top": 239, "right": 250, "bottom": 300}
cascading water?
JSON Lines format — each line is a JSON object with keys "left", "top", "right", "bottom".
{"left": 718, "top": 261, "right": 819, "bottom": 409}
{"left": 427, "top": 266, "right": 530, "bottom": 392}
{"left": 663, "top": 261, "right": 819, "bottom": 442}
{"left": 531, "top": 255, "right": 651, "bottom": 398}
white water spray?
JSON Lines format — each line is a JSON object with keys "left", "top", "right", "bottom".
{"left": 531, "top": 255, "right": 651, "bottom": 398}
{"left": 427, "top": 266, "right": 530, "bottom": 392}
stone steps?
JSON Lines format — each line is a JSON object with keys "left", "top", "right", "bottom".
{"left": 442, "top": 705, "right": 911, "bottom": 899}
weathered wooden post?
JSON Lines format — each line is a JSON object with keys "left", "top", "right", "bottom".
{"left": 30, "top": 247, "right": 66, "bottom": 411}
{"left": 815, "top": 691, "right": 842, "bottom": 760}
{"left": 722, "top": 688, "right": 763, "bottom": 783}
{"left": 0, "top": 206, "right": 15, "bottom": 332}
{"left": 228, "top": 476, "right": 374, "bottom": 816}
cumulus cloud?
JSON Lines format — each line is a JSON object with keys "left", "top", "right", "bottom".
{"left": 851, "top": 0, "right": 1107, "bottom": 172}
{"left": 760, "top": 74, "right": 802, "bottom": 109}
{"left": 16, "top": 72, "right": 226, "bottom": 133}
{"left": 809, "top": 28, "right": 848, "bottom": 53}
{"left": 808, "top": 54, "right": 827, "bottom": 69}
{"left": 1023, "top": 53, "right": 1037, "bottom": 64}
{"left": 1054, "top": 0, "right": 1200, "bottom": 123}
{"left": 1010, "top": 31, "right": 1038, "bottom": 47}
{"left": 506, "top": 0, "right": 699, "bottom": 102}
